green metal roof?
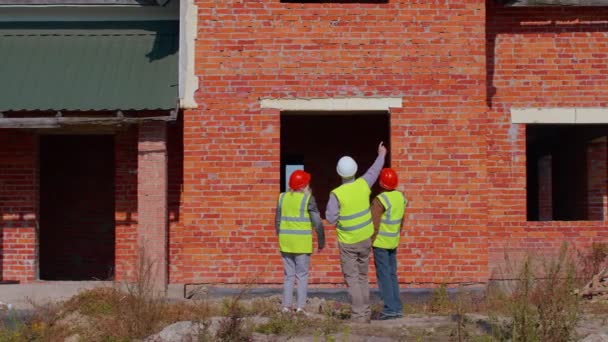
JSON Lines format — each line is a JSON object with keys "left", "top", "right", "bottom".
{"left": 0, "top": 21, "right": 178, "bottom": 111}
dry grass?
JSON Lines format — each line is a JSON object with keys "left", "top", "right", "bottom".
{"left": 1, "top": 242, "right": 604, "bottom": 341}
{"left": 483, "top": 243, "right": 583, "bottom": 342}
{"left": 255, "top": 312, "right": 343, "bottom": 338}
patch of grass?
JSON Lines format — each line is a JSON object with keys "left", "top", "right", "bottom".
{"left": 255, "top": 313, "right": 343, "bottom": 338}
{"left": 59, "top": 249, "right": 212, "bottom": 341}
{"left": 216, "top": 315, "right": 251, "bottom": 342}
{"left": 494, "top": 243, "right": 582, "bottom": 342}
{"left": 247, "top": 297, "right": 280, "bottom": 316}
{"left": 469, "top": 335, "right": 494, "bottom": 342}
{"left": 255, "top": 313, "right": 310, "bottom": 336}
{"left": 430, "top": 284, "right": 451, "bottom": 314}
{"left": 63, "top": 287, "right": 122, "bottom": 317}
{"left": 320, "top": 300, "right": 351, "bottom": 320}
{"left": 0, "top": 302, "right": 73, "bottom": 342}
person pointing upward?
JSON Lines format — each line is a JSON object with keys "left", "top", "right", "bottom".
{"left": 325, "top": 142, "right": 387, "bottom": 323}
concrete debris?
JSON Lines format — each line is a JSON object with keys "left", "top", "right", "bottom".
{"left": 0, "top": 301, "right": 13, "bottom": 311}
{"left": 143, "top": 316, "right": 272, "bottom": 342}
{"left": 580, "top": 268, "right": 608, "bottom": 302}
{"left": 580, "top": 333, "right": 608, "bottom": 342}
{"left": 144, "top": 321, "right": 208, "bottom": 342}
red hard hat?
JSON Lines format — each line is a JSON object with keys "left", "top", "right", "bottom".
{"left": 379, "top": 168, "right": 398, "bottom": 190}
{"left": 289, "top": 170, "right": 311, "bottom": 191}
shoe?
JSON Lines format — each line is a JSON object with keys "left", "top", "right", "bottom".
{"left": 378, "top": 312, "right": 400, "bottom": 320}
{"left": 281, "top": 307, "right": 292, "bottom": 313}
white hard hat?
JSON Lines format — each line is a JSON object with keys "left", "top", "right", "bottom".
{"left": 336, "top": 156, "right": 358, "bottom": 178}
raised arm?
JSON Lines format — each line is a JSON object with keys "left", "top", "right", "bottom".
{"left": 362, "top": 142, "right": 387, "bottom": 187}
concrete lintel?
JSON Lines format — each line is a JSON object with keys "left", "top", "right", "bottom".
{"left": 511, "top": 107, "right": 608, "bottom": 124}
{"left": 511, "top": 108, "right": 576, "bottom": 124}
{"left": 575, "top": 108, "right": 608, "bottom": 123}
{"left": 260, "top": 97, "right": 403, "bottom": 111}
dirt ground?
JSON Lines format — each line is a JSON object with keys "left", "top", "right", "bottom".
{"left": 1, "top": 287, "right": 607, "bottom": 341}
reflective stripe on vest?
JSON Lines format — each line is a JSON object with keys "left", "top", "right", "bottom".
{"left": 331, "top": 178, "right": 373, "bottom": 244}
{"left": 373, "top": 190, "right": 406, "bottom": 250}
{"left": 278, "top": 192, "right": 313, "bottom": 253}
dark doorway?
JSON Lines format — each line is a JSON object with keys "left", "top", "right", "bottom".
{"left": 281, "top": 112, "right": 391, "bottom": 215}
{"left": 39, "top": 135, "right": 115, "bottom": 280}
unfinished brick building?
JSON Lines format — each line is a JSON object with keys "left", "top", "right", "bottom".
{"left": 1, "top": 0, "right": 607, "bottom": 290}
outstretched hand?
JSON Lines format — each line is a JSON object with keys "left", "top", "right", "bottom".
{"left": 378, "top": 141, "right": 387, "bottom": 156}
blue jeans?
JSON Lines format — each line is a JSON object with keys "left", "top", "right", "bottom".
{"left": 373, "top": 247, "right": 402, "bottom": 315}
{"left": 281, "top": 252, "right": 310, "bottom": 309}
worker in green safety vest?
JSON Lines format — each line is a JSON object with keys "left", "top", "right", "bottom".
{"left": 371, "top": 168, "right": 407, "bottom": 320}
{"left": 275, "top": 170, "right": 325, "bottom": 315}
{"left": 325, "top": 142, "right": 387, "bottom": 323}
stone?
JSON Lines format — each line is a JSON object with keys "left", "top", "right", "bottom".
{"left": 144, "top": 321, "right": 207, "bottom": 342}
{"left": 581, "top": 334, "right": 608, "bottom": 342}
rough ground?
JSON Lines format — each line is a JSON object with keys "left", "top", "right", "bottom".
{"left": 142, "top": 305, "right": 608, "bottom": 342}
{"left": 1, "top": 288, "right": 607, "bottom": 341}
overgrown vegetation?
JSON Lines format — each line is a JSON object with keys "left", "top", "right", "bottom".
{"left": 1, "top": 242, "right": 606, "bottom": 341}
{"left": 485, "top": 243, "right": 584, "bottom": 342}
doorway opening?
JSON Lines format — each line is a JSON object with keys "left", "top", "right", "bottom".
{"left": 39, "top": 135, "right": 115, "bottom": 280}
{"left": 280, "top": 111, "right": 391, "bottom": 214}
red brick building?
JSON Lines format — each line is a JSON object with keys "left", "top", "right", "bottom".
{"left": 1, "top": 0, "right": 607, "bottom": 290}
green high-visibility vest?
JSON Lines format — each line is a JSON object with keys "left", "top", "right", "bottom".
{"left": 331, "top": 178, "right": 373, "bottom": 244}
{"left": 278, "top": 191, "right": 313, "bottom": 253}
{"left": 372, "top": 191, "right": 406, "bottom": 250}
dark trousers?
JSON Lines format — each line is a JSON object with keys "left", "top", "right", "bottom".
{"left": 373, "top": 247, "right": 403, "bottom": 315}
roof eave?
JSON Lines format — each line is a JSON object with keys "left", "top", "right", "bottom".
{"left": 0, "top": 0, "right": 168, "bottom": 6}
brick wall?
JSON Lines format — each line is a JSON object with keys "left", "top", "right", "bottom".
{"left": 0, "top": 130, "right": 37, "bottom": 282}
{"left": 174, "top": 0, "right": 488, "bottom": 285}
{"left": 487, "top": 5, "right": 608, "bottom": 275}
{"left": 3, "top": 2, "right": 607, "bottom": 286}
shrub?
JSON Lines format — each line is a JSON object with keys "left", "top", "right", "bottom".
{"left": 503, "top": 243, "right": 581, "bottom": 342}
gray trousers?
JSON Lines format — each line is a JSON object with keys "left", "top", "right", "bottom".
{"left": 281, "top": 252, "right": 310, "bottom": 309}
{"left": 339, "top": 238, "right": 372, "bottom": 321}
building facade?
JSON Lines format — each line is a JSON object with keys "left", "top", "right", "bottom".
{"left": 1, "top": 0, "right": 607, "bottom": 289}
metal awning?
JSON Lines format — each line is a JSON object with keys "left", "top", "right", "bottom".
{"left": 0, "top": 21, "right": 178, "bottom": 112}
{"left": 0, "top": 0, "right": 169, "bottom": 5}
